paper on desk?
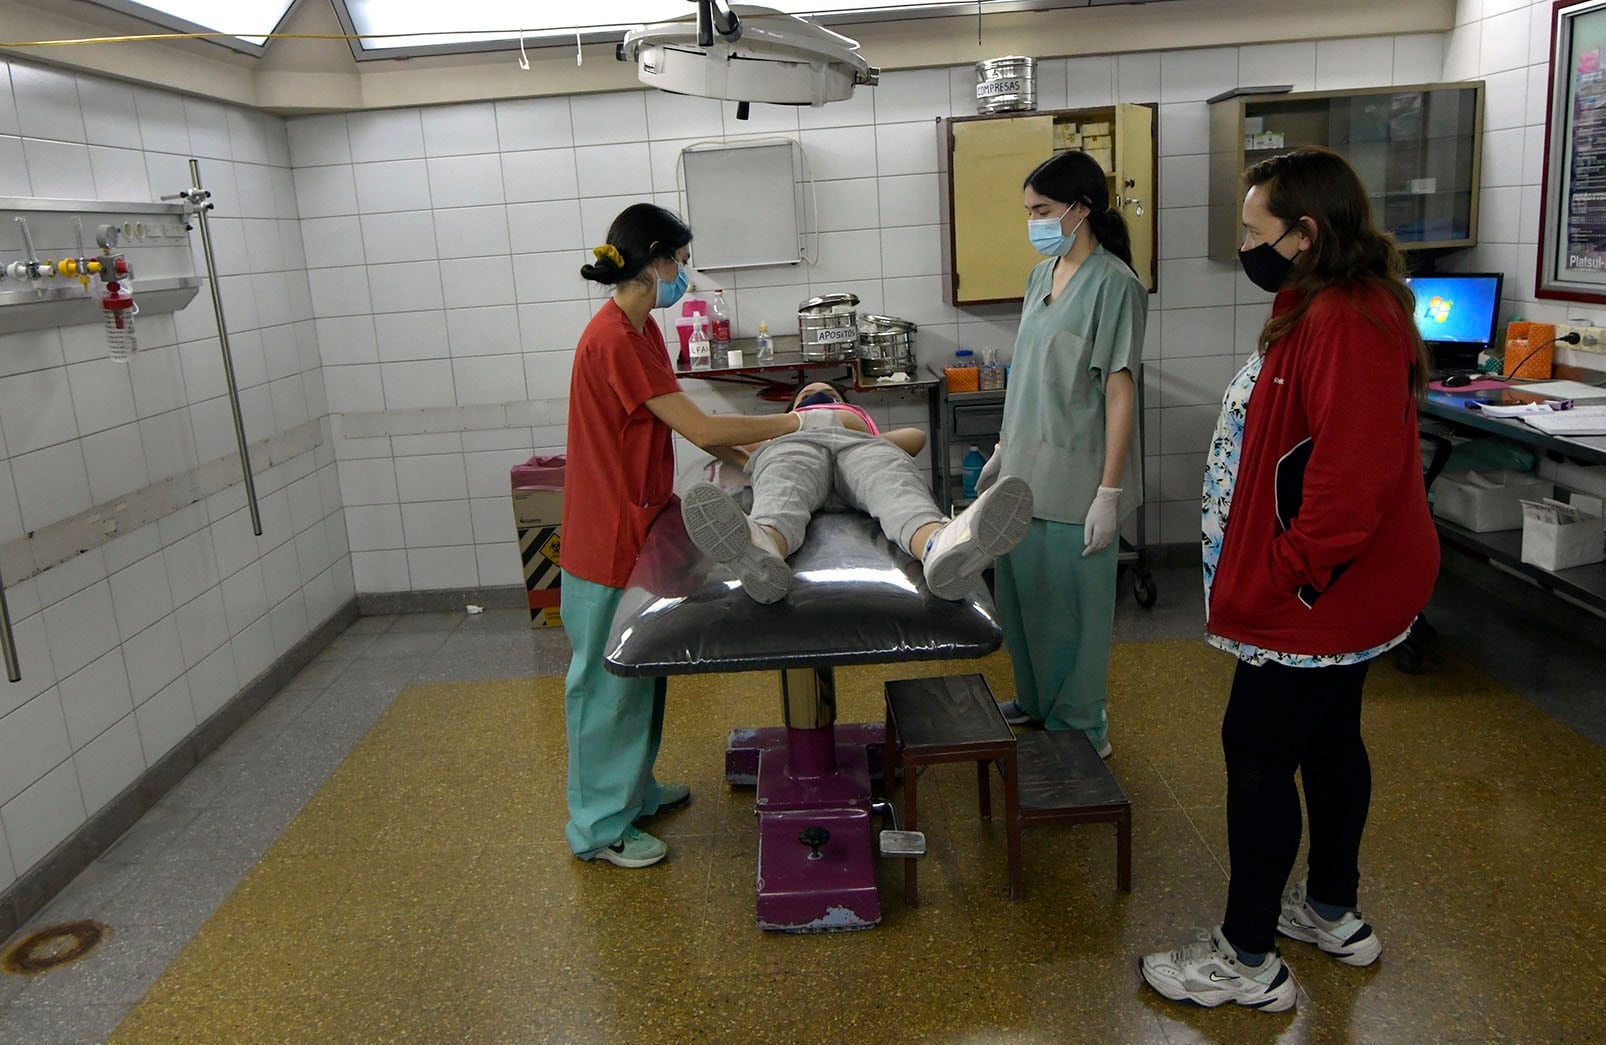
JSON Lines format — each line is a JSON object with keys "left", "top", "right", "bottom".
{"left": 1520, "top": 497, "right": 1585, "bottom": 524}
{"left": 1510, "top": 380, "right": 1606, "bottom": 400}
{"left": 1478, "top": 402, "right": 1569, "bottom": 416}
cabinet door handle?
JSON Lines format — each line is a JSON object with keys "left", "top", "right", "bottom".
{"left": 1117, "top": 195, "right": 1145, "bottom": 217}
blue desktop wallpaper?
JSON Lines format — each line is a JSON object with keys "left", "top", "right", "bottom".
{"left": 1404, "top": 275, "right": 1500, "bottom": 345}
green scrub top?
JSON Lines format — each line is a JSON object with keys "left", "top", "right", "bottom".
{"left": 1000, "top": 245, "right": 1147, "bottom": 525}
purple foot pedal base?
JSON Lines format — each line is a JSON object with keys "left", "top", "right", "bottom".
{"left": 725, "top": 723, "right": 886, "bottom": 787}
{"left": 756, "top": 807, "right": 880, "bottom": 932}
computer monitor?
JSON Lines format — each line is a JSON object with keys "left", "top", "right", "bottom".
{"left": 1403, "top": 272, "right": 1503, "bottom": 373}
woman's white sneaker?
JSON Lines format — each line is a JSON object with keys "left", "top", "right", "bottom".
{"left": 922, "top": 477, "right": 1033, "bottom": 600}
{"left": 1277, "top": 881, "right": 1383, "bottom": 967}
{"left": 1139, "top": 926, "right": 1297, "bottom": 1012}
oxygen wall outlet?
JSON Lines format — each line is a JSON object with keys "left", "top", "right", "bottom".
{"left": 1555, "top": 323, "right": 1606, "bottom": 352}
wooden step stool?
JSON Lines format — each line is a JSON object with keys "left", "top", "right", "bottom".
{"left": 1016, "top": 729, "right": 1132, "bottom": 892}
{"left": 883, "top": 674, "right": 1021, "bottom": 904}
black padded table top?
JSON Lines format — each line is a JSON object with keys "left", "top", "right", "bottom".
{"left": 605, "top": 503, "right": 1003, "bottom": 677}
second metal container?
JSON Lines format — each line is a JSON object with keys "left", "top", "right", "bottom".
{"left": 797, "top": 292, "right": 859, "bottom": 361}
{"left": 856, "top": 314, "right": 917, "bottom": 378}
{"left": 975, "top": 56, "right": 1037, "bottom": 114}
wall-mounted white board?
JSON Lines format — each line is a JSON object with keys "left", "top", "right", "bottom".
{"left": 682, "top": 142, "right": 802, "bottom": 270}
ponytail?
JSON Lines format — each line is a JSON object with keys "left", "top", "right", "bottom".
{"left": 1087, "top": 209, "right": 1133, "bottom": 272}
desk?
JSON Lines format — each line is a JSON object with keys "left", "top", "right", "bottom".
{"left": 1422, "top": 372, "right": 1606, "bottom": 613}
{"left": 605, "top": 507, "right": 1001, "bottom": 931}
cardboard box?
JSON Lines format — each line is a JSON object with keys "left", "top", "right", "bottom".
{"left": 1521, "top": 510, "right": 1605, "bottom": 571}
{"left": 1432, "top": 469, "right": 1552, "bottom": 532}
{"left": 513, "top": 488, "right": 564, "bottom": 627}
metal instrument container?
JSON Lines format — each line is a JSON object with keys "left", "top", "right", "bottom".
{"left": 797, "top": 293, "right": 859, "bottom": 361}
{"left": 856, "top": 314, "right": 917, "bottom": 378}
{"left": 975, "top": 56, "right": 1037, "bottom": 114}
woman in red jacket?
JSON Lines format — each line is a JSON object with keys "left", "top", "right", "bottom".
{"left": 1141, "top": 147, "right": 1438, "bottom": 1012}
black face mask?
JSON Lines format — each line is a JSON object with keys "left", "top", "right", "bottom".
{"left": 796, "top": 391, "right": 840, "bottom": 409}
{"left": 1238, "top": 225, "right": 1299, "bottom": 293}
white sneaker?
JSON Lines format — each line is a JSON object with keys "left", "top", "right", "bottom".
{"left": 1277, "top": 881, "right": 1382, "bottom": 967}
{"left": 922, "top": 476, "right": 1033, "bottom": 600}
{"left": 1139, "top": 926, "right": 1297, "bottom": 1012}
{"left": 682, "top": 482, "right": 792, "bottom": 604}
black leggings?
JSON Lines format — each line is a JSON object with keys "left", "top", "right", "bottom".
{"left": 1220, "top": 657, "right": 1372, "bottom": 955}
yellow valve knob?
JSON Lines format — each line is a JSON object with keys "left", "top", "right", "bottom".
{"left": 58, "top": 258, "right": 77, "bottom": 277}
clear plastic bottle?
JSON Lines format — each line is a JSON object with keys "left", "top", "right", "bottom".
{"left": 980, "top": 346, "right": 1004, "bottom": 390}
{"left": 688, "top": 315, "right": 711, "bottom": 371}
{"left": 755, "top": 321, "right": 774, "bottom": 362}
{"left": 710, "top": 289, "right": 732, "bottom": 347}
{"left": 99, "top": 280, "right": 138, "bottom": 362}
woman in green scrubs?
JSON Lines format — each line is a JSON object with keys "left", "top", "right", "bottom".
{"left": 984, "top": 150, "right": 1148, "bottom": 757}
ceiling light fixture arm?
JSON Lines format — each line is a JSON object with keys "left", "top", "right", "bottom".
{"left": 696, "top": 0, "right": 742, "bottom": 47}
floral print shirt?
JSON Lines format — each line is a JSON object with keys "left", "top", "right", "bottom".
{"left": 1201, "top": 351, "right": 1405, "bottom": 667}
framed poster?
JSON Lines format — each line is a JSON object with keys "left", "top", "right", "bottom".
{"left": 1538, "top": 0, "right": 1606, "bottom": 302}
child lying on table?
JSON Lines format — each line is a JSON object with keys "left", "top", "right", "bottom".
{"left": 682, "top": 381, "right": 1033, "bottom": 604}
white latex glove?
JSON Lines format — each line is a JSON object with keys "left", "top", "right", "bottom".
{"left": 793, "top": 407, "right": 846, "bottom": 431}
{"left": 976, "top": 440, "right": 1003, "bottom": 495}
{"left": 1082, "top": 486, "right": 1121, "bottom": 557}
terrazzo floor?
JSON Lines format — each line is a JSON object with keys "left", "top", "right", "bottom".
{"left": 1, "top": 563, "right": 1603, "bottom": 1043}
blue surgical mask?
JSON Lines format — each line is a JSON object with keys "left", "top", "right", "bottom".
{"left": 1027, "top": 206, "right": 1086, "bottom": 257}
{"left": 655, "top": 262, "right": 689, "bottom": 309}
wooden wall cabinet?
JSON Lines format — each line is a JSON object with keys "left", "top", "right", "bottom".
{"left": 1208, "top": 82, "right": 1484, "bottom": 259}
{"left": 938, "top": 103, "right": 1157, "bottom": 306}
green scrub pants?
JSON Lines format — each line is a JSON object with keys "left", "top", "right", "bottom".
{"left": 561, "top": 570, "right": 671, "bottom": 857}
{"left": 993, "top": 519, "right": 1119, "bottom": 747}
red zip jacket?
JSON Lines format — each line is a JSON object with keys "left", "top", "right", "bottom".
{"left": 1208, "top": 282, "right": 1439, "bottom": 656}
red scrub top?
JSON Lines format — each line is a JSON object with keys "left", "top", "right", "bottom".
{"left": 562, "top": 299, "right": 683, "bottom": 588}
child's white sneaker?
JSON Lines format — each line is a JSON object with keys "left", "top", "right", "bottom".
{"left": 922, "top": 477, "right": 1033, "bottom": 600}
{"left": 682, "top": 482, "right": 792, "bottom": 604}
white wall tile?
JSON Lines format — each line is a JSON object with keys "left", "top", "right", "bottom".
{"left": 292, "top": 165, "right": 358, "bottom": 218}
{"left": 186, "top": 642, "right": 239, "bottom": 720}
{"left": 1393, "top": 33, "right": 1447, "bottom": 85}
{"left": 400, "top": 500, "right": 472, "bottom": 548}
{"left": 507, "top": 200, "right": 583, "bottom": 254}
{"left": 645, "top": 90, "right": 724, "bottom": 142}
{"left": 1160, "top": 47, "right": 1238, "bottom": 104}
{"left": 346, "top": 504, "right": 405, "bottom": 551}
{"left": 88, "top": 145, "right": 153, "bottom": 200}
{"left": 877, "top": 174, "right": 941, "bottom": 229}
{"left": 875, "top": 68, "right": 953, "bottom": 123}
{"left": 439, "top": 258, "right": 515, "bottom": 310}
{"left": 76, "top": 73, "right": 142, "bottom": 149}
{"left": 495, "top": 96, "right": 573, "bottom": 152}
{"left": 0, "top": 690, "right": 71, "bottom": 806}
{"left": 452, "top": 355, "right": 526, "bottom": 405}
{"left": 799, "top": 125, "right": 879, "bottom": 182}
{"left": 435, "top": 205, "right": 512, "bottom": 259}
{"left": 301, "top": 216, "right": 366, "bottom": 268}
{"left": 374, "top": 310, "right": 449, "bottom": 363}
{"left": 108, "top": 550, "right": 175, "bottom": 643}
{"left": 347, "top": 109, "right": 425, "bottom": 163}
{"left": 360, "top": 210, "right": 439, "bottom": 265}
{"left": 573, "top": 142, "right": 653, "bottom": 197}
{"left": 0, "top": 369, "right": 77, "bottom": 455}
{"left": 73, "top": 714, "right": 143, "bottom": 815}
{"left": 382, "top": 360, "right": 456, "bottom": 410}
{"left": 351, "top": 549, "right": 410, "bottom": 591}
{"left": 185, "top": 98, "right": 232, "bottom": 160}
{"left": 0, "top": 135, "right": 30, "bottom": 195}
{"left": 1316, "top": 37, "right": 1396, "bottom": 90}
{"left": 1236, "top": 42, "right": 1317, "bottom": 93}
{"left": 445, "top": 306, "right": 521, "bottom": 359}
{"left": 23, "top": 138, "right": 95, "bottom": 199}
{"left": 58, "top": 649, "right": 134, "bottom": 750}
{"left": 428, "top": 152, "right": 506, "bottom": 205}
{"left": 354, "top": 159, "right": 433, "bottom": 214}
{"left": 287, "top": 113, "right": 351, "bottom": 166}
{"left": 42, "top": 580, "right": 118, "bottom": 680}
{"left": 2, "top": 760, "right": 85, "bottom": 875}
{"left": 406, "top": 545, "right": 478, "bottom": 589}
{"left": 12, "top": 441, "right": 92, "bottom": 532}
{"left": 502, "top": 149, "right": 579, "bottom": 203}
{"left": 11, "top": 64, "right": 85, "bottom": 143}
{"left": 314, "top": 316, "right": 380, "bottom": 366}
{"left": 134, "top": 674, "right": 193, "bottom": 764}
{"left": 1118, "top": 52, "right": 1161, "bottom": 102}
{"left": 571, "top": 92, "right": 649, "bottom": 147}
{"left": 421, "top": 102, "right": 501, "bottom": 157}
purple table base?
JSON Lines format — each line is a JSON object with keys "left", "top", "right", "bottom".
{"left": 725, "top": 723, "right": 885, "bottom": 787}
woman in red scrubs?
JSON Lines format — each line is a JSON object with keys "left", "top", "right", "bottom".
{"left": 563, "top": 203, "right": 802, "bottom": 868}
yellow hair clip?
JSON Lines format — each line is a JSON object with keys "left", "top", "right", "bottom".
{"left": 593, "top": 244, "right": 624, "bottom": 268}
